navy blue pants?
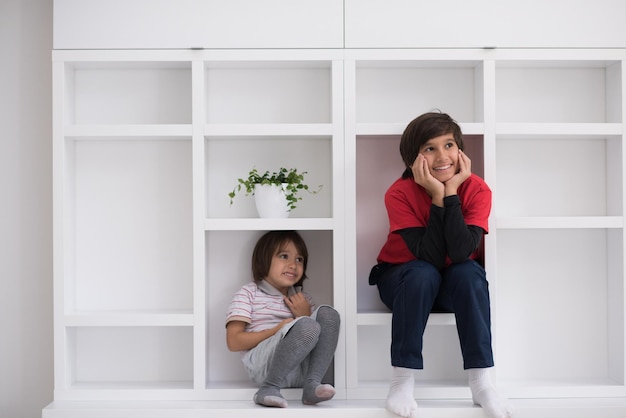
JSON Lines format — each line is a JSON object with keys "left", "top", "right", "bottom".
{"left": 375, "top": 259, "right": 494, "bottom": 370}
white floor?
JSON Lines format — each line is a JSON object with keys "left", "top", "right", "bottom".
{"left": 42, "top": 398, "right": 626, "bottom": 418}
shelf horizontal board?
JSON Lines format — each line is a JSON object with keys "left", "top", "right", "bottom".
{"left": 357, "top": 312, "right": 456, "bottom": 326}
{"left": 496, "top": 380, "right": 626, "bottom": 399}
{"left": 354, "top": 123, "right": 617, "bottom": 139}
{"left": 53, "top": 50, "right": 194, "bottom": 62}
{"left": 65, "top": 124, "right": 193, "bottom": 137}
{"left": 204, "top": 123, "right": 334, "bottom": 137}
{"left": 356, "top": 122, "right": 484, "bottom": 136}
{"left": 496, "top": 216, "right": 624, "bottom": 229}
{"left": 64, "top": 312, "right": 194, "bottom": 327}
{"left": 205, "top": 218, "right": 334, "bottom": 231}
{"left": 496, "top": 123, "right": 622, "bottom": 136}
{"left": 42, "top": 398, "right": 626, "bottom": 418}
{"left": 350, "top": 380, "right": 626, "bottom": 400}
{"left": 68, "top": 380, "right": 194, "bottom": 391}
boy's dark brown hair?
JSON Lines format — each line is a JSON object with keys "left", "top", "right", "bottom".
{"left": 400, "top": 111, "right": 465, "bottom": 179}
{"left": 251, "top": 230, "right": 308, "bottom": 285}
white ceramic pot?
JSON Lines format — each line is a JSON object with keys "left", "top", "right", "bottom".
{"left": 254, "top": 183, "right": 290, "bottom": 218}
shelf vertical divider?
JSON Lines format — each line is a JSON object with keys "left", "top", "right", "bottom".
{"left": 480, "top": 58, "right": 500, "bottom": 381}
{"left": 331, "top": 58, "right": 347, "bottom": 395}
{"left": 342, "top": 57, "right": 359, "bottom": 393}
{"left": 191, "top": 54, "right": 207, "bottom": 392}
{"left": 608, "top": 57, "right": 626, "bottom": 386}
{"left": 52, "top": 56, "right": 68, "bottom": 394}
{"left": 621, "top": 58, "right": 626, "bottom": 387}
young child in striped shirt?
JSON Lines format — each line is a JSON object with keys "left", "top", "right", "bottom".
{"left": 226, "top": 230, "right": 340, "bottom": 408}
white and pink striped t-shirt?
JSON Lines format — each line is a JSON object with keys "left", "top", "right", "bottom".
{"left": 226, "top": 280, "right": 315, "bottom": 333}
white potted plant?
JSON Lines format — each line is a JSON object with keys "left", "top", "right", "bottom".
{"left": 228, "top": 167, "right": 321, "bottom": 218}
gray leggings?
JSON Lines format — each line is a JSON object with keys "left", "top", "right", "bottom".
{"left": 243, "top": 305, "right": 340, "bottom": 388}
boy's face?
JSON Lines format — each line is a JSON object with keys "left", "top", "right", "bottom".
{"left": 265, "top": 240, "right": 304, "bottom": 296}
{"left": 418, "top": 133, "right": 460, "bottom": 183}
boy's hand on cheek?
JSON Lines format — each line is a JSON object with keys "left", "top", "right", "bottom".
{"left": 412, "top": 154, "right": 444, "bottom": 195}
{"left": 445, "top": 150, "right": 471, "bottom": 193}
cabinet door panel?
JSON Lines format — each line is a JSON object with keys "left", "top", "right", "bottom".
{"left": 54, "top": 0, "right": 343, "bottom": 49}
{"left": 345, "top": 0, "right": 626, "bottom": 48}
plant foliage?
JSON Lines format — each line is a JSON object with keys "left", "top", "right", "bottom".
{"left": 228, "top": 167, "right": 321, "bottom": 211}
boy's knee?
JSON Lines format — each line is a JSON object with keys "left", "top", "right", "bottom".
{"left": 447, "top": 261, "right": 488, "bottom": 292}
{"left": 317, "top": 306, "right": 340, "bottom": 323}
{"left": 402, "top": 262, "right": 440, "bottom": 293}
{"left": 292, "top": 316, "right": 321, "bottom": 337}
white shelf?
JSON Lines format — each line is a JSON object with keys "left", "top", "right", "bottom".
{"left": 204, "top": 123, "right": 334, "bottom": 136}
{"left": 64, "top": 312, "right": 194, "bottom": 327}
{"left": 42, "top": 398, "right": 626, "bottom": 418}
{"left": 496, "top": 216, "right": 624, "bottom": 229}
{"left": 205, "top": 218, "right": 334, "bottom": 231}
{"left": 496, "top": 122, "right": 622, "bottom": 136}
{"left": 356, "top": 122, "right": 485, "bottom": 136}
{"left": 65, "top": 124, "right": 193, "bottom": 137}
{"left": 357, "top": 312, "right": 456, "bottom": 326}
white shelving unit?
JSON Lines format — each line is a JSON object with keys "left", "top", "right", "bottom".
{"left": 200, "top": 51, "right": 345, "bottom": 400}
{"left": 48, "top": 47, "right": 626, "bottom": 416}
{"left": 52, "top": 52, "right": 195, "bottom": 400}
{"left": 492, "top": 53, "right": 626, "bottom": 399}
{"left": 344, "top": 49, "right": 626, "bottom": 404}
{"left": 344, "top": 51, "right": 490, "bottom": 401}
{"left": 52, "top": 49, "right": 345, "bottom": 402}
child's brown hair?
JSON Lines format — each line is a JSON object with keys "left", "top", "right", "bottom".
{"left": 400, "top": 111, "right": 464, "bottom": 179}
{"left": 251, "top": 230, "right": 308, "bottom": 285}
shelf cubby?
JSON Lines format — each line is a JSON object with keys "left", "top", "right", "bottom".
{"left": 204, "top": 230, "right": 335, "bottom": 390}
{"left": 66, "top": 326, "right": 194, "bottom": 389}
{"left": 205, "top": 135, "right": 332, "bottom": 220}
{"left": 204, "top": 61, "right": 332, "bottom": 125}
{"left": 355, "top": 60, "right": 486, "bottom": 125}
{"left": 65, "top": 61, "right": 192, "bottom": 125}
{"left": 355, "top": 134, "right": 485, "bottom": 315}
{"left": 495, "top": 60, "right": 622, "bottom": 124}
{"left": 63, "top": 137, "right": 193, "bottom": 314}
{"left": 495, "top": 134, "right": 622, "bottom": 218}
{"left": 495, "top": 228, "right": 624, "bottom": 393}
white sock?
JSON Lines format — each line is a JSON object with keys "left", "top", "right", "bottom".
{"left": 468, "top": 368, "right": 513, "bottom": 418}
{"left": 386, "top": 367, "right": 418, "bottom": 418}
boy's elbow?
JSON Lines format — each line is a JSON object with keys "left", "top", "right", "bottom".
{"left": 226, "top": 336, "right": 241, "bottom": 352}
{"left": 225, "top": 320, "right": 248, "bottom": 351}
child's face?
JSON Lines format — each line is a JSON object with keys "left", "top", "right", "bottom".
{"left": 418, "top": 133, "right": 460, "bottom": 183}
{"left": 265, "top": 240, "right": 305, "bottom": 296}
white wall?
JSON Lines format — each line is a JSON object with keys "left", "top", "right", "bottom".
{"left": 0, "top": 1, "right": 54, "bottom": 417}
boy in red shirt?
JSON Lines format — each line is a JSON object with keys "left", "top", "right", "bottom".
{"left": 369, "top": 112, "right": 512, "bottom": 418}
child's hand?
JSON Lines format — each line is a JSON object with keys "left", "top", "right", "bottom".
{"left": 284, "top": 292, "right": 312, "bottom": 318}
{"left": 445, "top": 150, "right": 472, "bottom": 194}
{"left": 412, "top": 154, "right": 445, "bottom": 198}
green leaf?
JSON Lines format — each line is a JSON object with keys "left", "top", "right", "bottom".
{"left": 228, "top": 166, "right": 322, "bottom": 211}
